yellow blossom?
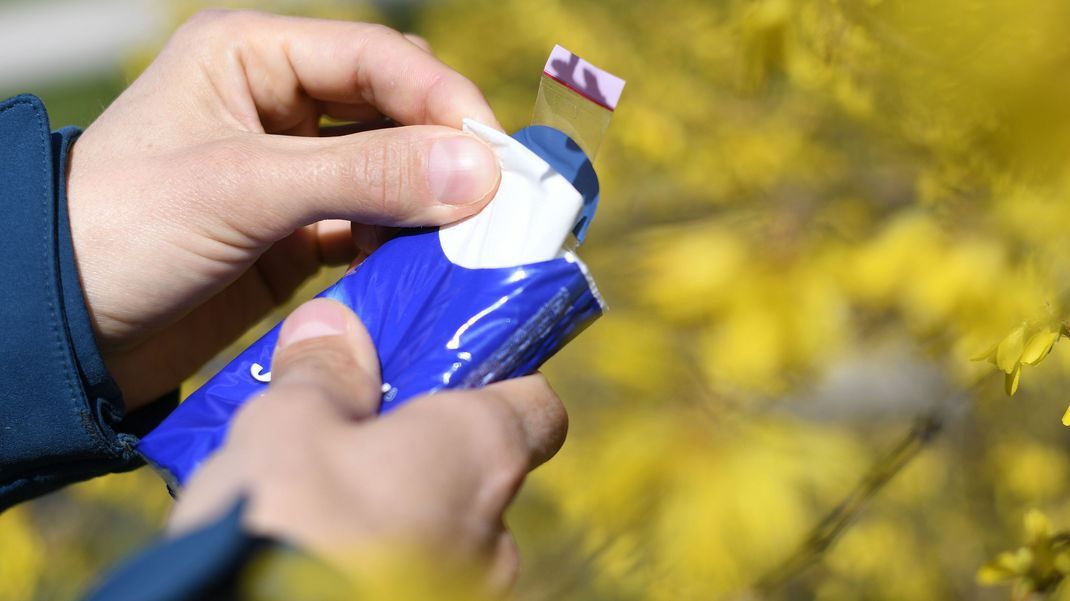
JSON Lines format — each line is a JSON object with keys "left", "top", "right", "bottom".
{"left": 974, "top": 324, "right": 1062, "bottom": 397}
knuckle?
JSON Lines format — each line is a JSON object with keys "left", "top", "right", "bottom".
{"left": 536, "top": 377, "right": 569, "bottom": 434}
{"left": 420, "top": 71, "right": 449, "bottom": 118}
{"left": 224, "top": 8, "right": 266, "bottom": 23}
{"left": 362, "top": 22, "right": 402, "bottom": 44}
{"left": 460, "top": 399, "right": 529, "bottom": 474}
{"left": 423, "top": 69, "right": 482, "bottom": 124}
{"left": 479, "top": 374, "right": 569, "bottom": 465}
{"left": 178, "top": 9, "right": 263, "bottom": 43}
{"left": 201, "top": 8, "right": 261, "bottom": 26}
{"left": 545, "top": 392, "right": 569, "bottom": 443}
{"left": 179, "top": 9, "right": 232, "bottom": 37}
{"left": 521, "top": 372, "right": 555, "bottom": 398}
{"left": 510, "top": 374, "right": 569, "bottom": 463}
{"left": 182, "top": 8, "right": 228, "bottom": 28}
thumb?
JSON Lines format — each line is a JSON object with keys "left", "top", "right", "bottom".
{"left": 200, "top": 126, "right": 500, "bottom": 244}
{"left": 268, "top": 298, "right": 383, "bottom": 421}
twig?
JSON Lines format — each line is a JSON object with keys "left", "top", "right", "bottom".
{"left": 749, "top": 411, "right": 945, "bottom": 596}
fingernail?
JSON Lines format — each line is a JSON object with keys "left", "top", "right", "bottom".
{"left": 427, "top": 135, "right": 498, "bottom": 205}
{"left": 277, "top": 299, "right": 349, "bottom": 349}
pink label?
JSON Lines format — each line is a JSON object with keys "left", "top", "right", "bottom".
{"left": 544, "top": 45, "right": 626, "bottom": 111}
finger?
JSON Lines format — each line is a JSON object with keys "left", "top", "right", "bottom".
{"left": 315, "top": 219, "right": 359, "bottom": 266}
{"left": 269, "top": 298, "right": 382, "bottom": 420}
{"left": 101, "top": 230, "right": 324, "bottom": 404}
{"left": 351, "top": 224, "right": 398, "bottom": 258}
{"left": 484, "top": 374, "right": 569, "bottom": 469}
{"left": 318, "top": 117, "right": 394, "bottom": 137}
{"left": 192, "top": 126, "right": 500, "bottom": 245}
{"left": 254, "top": 226, "right": 324, "bottom": 303}
{"left": 232, "top": 12, "right": 500, "bottom": 129}
{"left": 486, "top": 527, "right": 520, "bottom": 593}
{"left": 167, "top": 452, "right": 245, "bottom": 534}
{"left": 397, "top": 374, "right": 567, "bottom": 503}
{"left": 276, "top": 113, "right": 322, "bottom": 138}
{"left": 320, "top": 102, "right": 385, "bottom": 124}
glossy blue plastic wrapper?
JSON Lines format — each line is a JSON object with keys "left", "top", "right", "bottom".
{"left": 137, "top": 125, "right": 605, "bottom": 488}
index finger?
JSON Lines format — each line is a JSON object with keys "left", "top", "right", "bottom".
{"left": 408, "top": 374, "right": 567, "bottom": 471}
{"left": 251, "top": 14, "right": 501, "bottom": 129}
{"left": 482, "top": 375, "right": 569, "bottom": 469}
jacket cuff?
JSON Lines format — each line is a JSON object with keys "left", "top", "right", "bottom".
{"left": 0, "top": 95, "right": 175, "bottom": 509}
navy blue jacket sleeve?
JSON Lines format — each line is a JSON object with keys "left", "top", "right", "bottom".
{"left": 0, "top": 94, "right": 177, "bottom": 510}
{"left": 83, "top": 500, "right": 269, "bottom": 601}
{"left": 1, "top": 95, "right": 292, "bottom": 600}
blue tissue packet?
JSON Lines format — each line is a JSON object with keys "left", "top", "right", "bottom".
{"left": 138, "top": 125, "right": 605, "bottom": 488}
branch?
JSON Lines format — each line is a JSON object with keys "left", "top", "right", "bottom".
{"left": 749, "top": 411, "right": 945, "bottom": 596}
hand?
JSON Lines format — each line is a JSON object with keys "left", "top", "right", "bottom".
{"left": 169, "top": 298, "right": 568, "bottom": 588}
{"left": 67, "top": 10, "right": 503, "bottom": 408}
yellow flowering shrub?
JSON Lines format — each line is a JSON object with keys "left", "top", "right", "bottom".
{"left": 5, "top": 0, "right": 1070, "bottom": 599}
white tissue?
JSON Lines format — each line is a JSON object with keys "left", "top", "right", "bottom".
{"left": 438, "top": 120, "right": 584, "bottom": 269}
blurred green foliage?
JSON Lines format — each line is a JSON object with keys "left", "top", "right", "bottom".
{"left": 0, "top": 72, "right": 127, "bottom": 128}
{"left": 5, "top": 0, "right": 1070, "bottom": 599}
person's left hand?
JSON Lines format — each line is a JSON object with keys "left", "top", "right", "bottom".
{"left": 67, "top": 10, "right": 504, "bottom": 408}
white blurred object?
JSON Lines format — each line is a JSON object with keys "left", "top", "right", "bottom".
{"left": 782, "top": 340, "right": 956, "bottom": 421}
{"left": 0, "top": 0, "right": 166, "bottom": 89}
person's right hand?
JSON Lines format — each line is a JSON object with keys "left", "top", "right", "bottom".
{"left": 169, "top": 298, "right": 568, "bottom": 588}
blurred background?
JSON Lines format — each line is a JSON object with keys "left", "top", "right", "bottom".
{"left": 4, "top": 0, "right": 1070, "bottom": 599}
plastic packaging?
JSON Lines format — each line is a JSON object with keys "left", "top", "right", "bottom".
{"left": 533, "top": 45, "right": 625, "bottom": 165}
{"left": 137, "top": 48, "right": 624, "bottom": 489}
